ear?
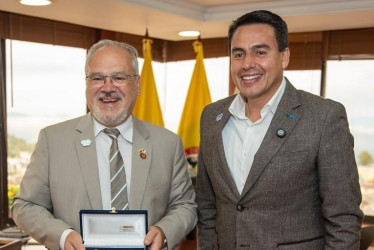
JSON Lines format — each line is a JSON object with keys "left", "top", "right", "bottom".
{"left": 281, "top": 47, "right": 290, "bottom": 69}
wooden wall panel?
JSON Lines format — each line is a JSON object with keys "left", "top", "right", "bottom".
{"left": 327, "top": 28, "right": 374, "bottom": 60}
{"left": 1, "top": 10, "right": 374, "bottom": 67}
{"left": 0, "top": 11, "right": 96, "bottom": 49}
{"left": 288, "top": 42, "right": 322, "bottom": 70}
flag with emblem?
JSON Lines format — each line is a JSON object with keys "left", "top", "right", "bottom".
{"left": 177, "top": 39, "right": 211, "bottom": 176}
{"left": 133, "top": 37, "right": 164, "bottom": 127}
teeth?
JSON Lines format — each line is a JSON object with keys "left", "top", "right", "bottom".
{"left": 243, "top": 75, "right": 260, "bottom": 80}
{"left": 102, "top": 98, "right": 117, "bottom": 102}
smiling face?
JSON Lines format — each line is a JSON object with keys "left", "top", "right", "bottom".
{"left": 85, "top": 46, "right": 140, "bottom": 127}
{"left": 230, "top": 24, "right": 290, "bottom": 107}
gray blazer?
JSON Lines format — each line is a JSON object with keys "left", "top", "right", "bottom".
{"left": 12, "top": 113, "right": 197, "bottom": 250}
{"left": 197, "top": 80, "right": 363, "bottom": 250}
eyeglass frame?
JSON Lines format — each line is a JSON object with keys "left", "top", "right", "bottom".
{"left": 85, "top": 72, "right": 139, "bottom": 87}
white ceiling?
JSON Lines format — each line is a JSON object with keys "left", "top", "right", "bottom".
{"left": 1, "top": 0, "right": 374, "bottom": 41}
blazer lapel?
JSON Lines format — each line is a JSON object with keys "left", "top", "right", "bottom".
{"left": 241, "top": 81, "right": 302, "bottom": 197}
{"left": 214, "top": 96, "right": 242, "bottom": 198}
{"left": 128, "top": 118, "right": 152, "bottom": 209}
{"left": 75, "top": 113, "right": 103, "bottom": 209}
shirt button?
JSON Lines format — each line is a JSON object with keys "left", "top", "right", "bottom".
{"left": 237, "top": 205, "right": 244, "bottom": 212}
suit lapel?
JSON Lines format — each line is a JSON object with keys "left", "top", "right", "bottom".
{"left": 214, "top": 96, "right": 242, "bottom": 197}
{"left": 241, "top": 81, "right": 302, "bottom": 197}
{"left": 75, "top": 113, "right": 103, "bottom": 209}
{"left": 128, "top": 118, "right": 152, "bottom": 209}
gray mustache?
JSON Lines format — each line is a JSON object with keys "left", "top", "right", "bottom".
{"left": 98, "top": 92, "right": 122, "bottom": 99}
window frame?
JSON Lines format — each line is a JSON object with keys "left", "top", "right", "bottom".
{"left": 0, "top": 38, "right": 12, "bottom": 228}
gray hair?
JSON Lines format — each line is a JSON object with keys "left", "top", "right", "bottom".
{"left": 85, "top": 39, "right": 139, "bottom": 75}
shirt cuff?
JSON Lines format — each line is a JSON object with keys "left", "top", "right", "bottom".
{"left": 60, "top": 228, "right": 74, "bottom": 250}
{"left": 162, "top": 238, "right": 168, "bottom": 250}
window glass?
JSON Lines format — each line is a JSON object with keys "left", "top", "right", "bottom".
{"left": 6, "top": 40, "right": 87, "bottom": 210}
{"left": 284, "top": 70, "right": 321, "bottom": 95}
{"left": 5, "top": 42, "right": 229, "bottom": 214}
{"left": 324, "top": 60, "right": 374, "bottom": 216}
{"left": 139, "top": 57, "right": 230, "bottom": 132}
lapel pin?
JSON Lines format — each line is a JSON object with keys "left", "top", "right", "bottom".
{"left": 216, "top": 113, "right": 223, "bottom": 121}
{"left": 276, "top": 129, "right": 286, "bottom": 138}
{"left": 138, "top": 148, "right": 147, "bottom": 159}
{"left": 81, "top": 139, "right": 92, "bottom": 147}
{"left": 288, "top": 114, "right": 295, "bottom": 119}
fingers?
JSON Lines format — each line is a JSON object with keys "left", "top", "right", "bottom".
{"left": 65, "top": 231, "right": 85, "bottom": 250}
{"left": 143, "top": 226, "right": 165, "bottom": 250}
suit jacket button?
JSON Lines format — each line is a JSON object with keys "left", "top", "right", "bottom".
{"left": 237, "top": 205, "right": 244, "bottom": 212}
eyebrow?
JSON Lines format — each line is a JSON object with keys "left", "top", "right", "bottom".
{"left": 88, "top": 71, "right": 126, "bottom": 75}
{"left": 251, "top": 44, "right": 271, "bottom": 50}
{"left": 231, "top": 47, "right": 244, "bottom": 54}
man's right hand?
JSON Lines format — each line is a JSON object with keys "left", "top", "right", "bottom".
{"left": 64, "top": 231, "right": 85, "bottom": 250}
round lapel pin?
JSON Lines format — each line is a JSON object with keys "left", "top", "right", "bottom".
{"left": 276, "top": 129, "right": 286, "bottom": 138}
{"left": 138, "top": 148, "right": 147, "bottom": 159}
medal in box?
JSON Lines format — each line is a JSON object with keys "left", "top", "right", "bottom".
{"left": 80, "top": 209, "right": 148, "bottom": 250}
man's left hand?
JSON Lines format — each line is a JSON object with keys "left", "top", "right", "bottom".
{"left": 143, "top": 226, "right": 166, "bottom": 250}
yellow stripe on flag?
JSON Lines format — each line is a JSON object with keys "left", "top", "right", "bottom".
{"left": 133, "top": 39, "right": 164, "bottom": 127}
{"left": 178, "top": 40, "right": 211, "bottom": 174}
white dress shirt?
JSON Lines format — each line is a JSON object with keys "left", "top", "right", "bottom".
{"left": 94, "top": 116, "right": 133, "bottom": 209}
{"left": 222, "top": 78, "right": 286, "bottom": 194}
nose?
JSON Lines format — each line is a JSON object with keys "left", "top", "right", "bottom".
{"left": 242, "top": 54, "right": 255, "bottom": 70}
{"left": 103, "top": 76, "right": 113, "bottom": 83}
{"left": 102, "top": 76, "right": 116, "bottom": 90}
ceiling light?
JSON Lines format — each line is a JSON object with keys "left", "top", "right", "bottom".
{"left": 20, "top": 0, "right": 52, "bottom": 6}
{"left": 178, "top": 31, "right": 200, "bottom": 38}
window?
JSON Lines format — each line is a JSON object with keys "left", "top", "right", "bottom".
{"left": 3, "top": 39, "right": 373, "bottom": 226}
{"left": 6, "top": 40, "right": 87, "bottom": 219}
{"left": 3, "top": 42, "right": 229, "bottom": 224}
{"left": 284, "top": 70, "right": 321, "bottom": 96}
{"left": 139, "top": 57, "right": 230, "bottom": 132}
{"left": 324, "top": 60, "right": 374, "bottom": 216}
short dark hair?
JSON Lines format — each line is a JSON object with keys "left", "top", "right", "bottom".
{"left": 228, "top": 10, "right": 288, "bottom": 53}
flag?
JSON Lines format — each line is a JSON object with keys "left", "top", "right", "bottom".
{"left": 133, "top": 38, "right": 164, "bottom": 127}
{"left": 177, "top": 40, "right": 211, "bottom": 176}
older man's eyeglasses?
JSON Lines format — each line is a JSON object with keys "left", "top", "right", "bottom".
{"left": 85, "top": 73, "right": 139, "bottom": 87}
